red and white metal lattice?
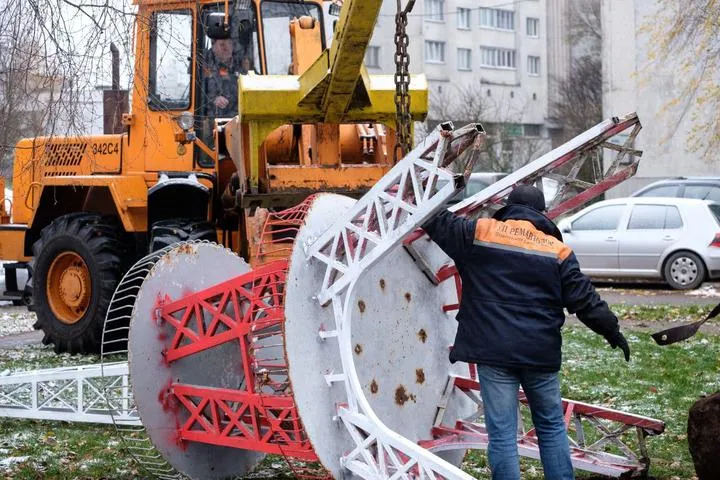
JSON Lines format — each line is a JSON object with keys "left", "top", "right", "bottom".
{"left": 156, "top": 261, "right": 316, "bottom": 460}
{"left": 0, "top": 113, "right": 666, "bottom": 480}
{"left": 302, "top": 114, "right": 663, "bottom": 479}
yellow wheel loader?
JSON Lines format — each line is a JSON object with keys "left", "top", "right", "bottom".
{"left": 0, "top": 0, "right": 427, "bottom": 354}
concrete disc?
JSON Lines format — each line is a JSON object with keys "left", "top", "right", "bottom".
{"left": 284, "top": 194, "right": 475, "bottom": 477}
{"left": 128, "top": 242, "right": 265, "bottom": 479}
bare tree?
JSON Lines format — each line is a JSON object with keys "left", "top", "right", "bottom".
{"left": 548, "top": 0, "right": 602, "bottom": 145}
{"left": 641, "top": 0, "right": 719, "bottom": 160}
{"left": 568, "top": 0, "right": 601, "bottom": 54}
{"left": 421, "top": 80, "right": 550, "bottom": 173}
{"left": 0, "top": 0, "right": 136, "bottom": 181}
{"left": 550, "top": 56, "right": 602, "bottom": 139}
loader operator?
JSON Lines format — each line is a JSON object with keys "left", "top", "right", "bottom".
{"left": 203, "top": 38, "right": 254, "bottom": 118}
{"left": 422, "top": 184, "right": 630, "bottom": 480}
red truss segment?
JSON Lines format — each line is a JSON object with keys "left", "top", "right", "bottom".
{"left": 419, "top": 376, "right": 665, "bottom": 477}
{"left": 155, "top": 260, "right": 319, "bottom": 462}
{"left": 171, "top": 384, "right": 316, "bottom": 460}
{"left": 159, "top": 262, "right": 287, "bottom": 363}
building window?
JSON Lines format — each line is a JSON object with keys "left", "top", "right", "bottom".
{"left": 457, "top": 48, "right": 472, "bottom": 71}
{"left": 365, "top": 46, "right": 380, "bottom": 68}
{"left": 479, "top": 8, "right": 515, "bottom": 31}
{"left": 480, "top": 47, "right": 516, "bottom": 69}
{"left": 526, "top": 17, "right": 539, "bottom": 37}
{"left": 523, "top": 124, "right": 541, "bottom": 136}
{"left": 425, "top": 40, "right": 446, "bottom": 63}
{"left": 527, "top": 55, "right": 540, "bottom": 75}
{"left": 457, "top": 8, "right": 471, "bottom": 29}
{"left": 425, "top": 0, "right": 444, "bottom": 22}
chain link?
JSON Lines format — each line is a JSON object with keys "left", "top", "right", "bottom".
{"left": 394, "top": 0, "right": 416, "bottom": 161}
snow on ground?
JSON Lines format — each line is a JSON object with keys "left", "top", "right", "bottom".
{"left": 0, "top": 456, "right": 29, "bottom": 469}
{"left": 0, "top": 307, "right": 36, "bottom": 336}
{"left": 686, "top": 284, "right": 720, "bottom": 297}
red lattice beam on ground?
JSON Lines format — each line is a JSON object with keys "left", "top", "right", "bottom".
{"left": 418, "top": 377, "right": 666, "bottom": 477}
{"left": 454, "top": 377, "right": 665, "bottom": 433}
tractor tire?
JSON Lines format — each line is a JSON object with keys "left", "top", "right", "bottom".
{"left": 30, "top": 213, "right": 123, "bottom": 355}
{"left": 148, "top": 218, "right": 217, "bottom": 252}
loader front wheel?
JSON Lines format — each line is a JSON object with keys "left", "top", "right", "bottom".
{"left": 30, "top": 214, "right": 123, "bottom": 355}
{"left": 148, "top": 218, "right": 217, "bottom": 252}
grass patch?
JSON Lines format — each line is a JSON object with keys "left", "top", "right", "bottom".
{"left": 0, "top": 419, "right": 137, "bottom": 479}
{"left": 2, "top": 326, "right": 718, "bottom": 479}
{"left": 609, "top": 303, "right": 714, "bottom": 323}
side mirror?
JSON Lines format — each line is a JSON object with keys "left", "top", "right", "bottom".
{"left": 561, "top": 224, "right": 572, "bottom": 234}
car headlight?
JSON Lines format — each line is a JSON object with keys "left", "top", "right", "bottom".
{"left": 177, "top": 111, "right": 194, "bottom": 131}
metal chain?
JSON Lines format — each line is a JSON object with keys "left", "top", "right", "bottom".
{"left": 394, "top": 0, "right": 416, "bottom": 161}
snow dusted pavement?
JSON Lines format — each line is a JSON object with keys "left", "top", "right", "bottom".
{"left": 597, "top": 281, "right": 720, "bottom": 306}
{"left": 0, "top": 306, "right": 41, "bottom": 348}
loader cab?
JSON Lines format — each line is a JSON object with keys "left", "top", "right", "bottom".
{"left": 193, "top": 0, "right": 326, "bottom": 167}
{"left": 136, "top": 0, "right": 327, "bottom": 171}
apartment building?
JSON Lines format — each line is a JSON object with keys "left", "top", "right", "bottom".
{"left": 367, "top": 0, "right": 557, "bottom": 168}
{"left": 602, "top": 0, "right": 717, "bottom": 197}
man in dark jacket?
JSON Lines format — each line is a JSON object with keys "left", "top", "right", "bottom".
{"left": 422, "top": 184, "right": 630, "bottom": 480}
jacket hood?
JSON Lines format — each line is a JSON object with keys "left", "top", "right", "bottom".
{"left": 492, "top": 204, "right": 564, "bottom": 241}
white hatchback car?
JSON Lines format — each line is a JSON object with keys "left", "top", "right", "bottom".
{"left": 557, "top": 197, "right": 720, "bottom": 289}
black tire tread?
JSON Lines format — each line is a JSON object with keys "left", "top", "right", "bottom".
{"left": 30, "top": 213, "right": 124, "bottom": 355}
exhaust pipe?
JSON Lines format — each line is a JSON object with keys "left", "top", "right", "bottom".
{"left": 103, "top": 42, "right": 129, "bottom": 134}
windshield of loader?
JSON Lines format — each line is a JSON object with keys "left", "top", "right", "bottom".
{"left": 149, "top": 10, "right": 193, "bottom": 110}
{"left": 261, "top": 0, "right": 324, "bottom": 75}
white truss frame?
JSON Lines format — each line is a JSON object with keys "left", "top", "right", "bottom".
{"left": 450, "top": 112, "right": 642, "bottom": 218}
{"left": 0, "top": 361, "right": 139, "bottom": 425}
{"left": 310, "top": 122, "right": 484, "bottom": 307}
{"left": 309, "top": 122, "right": 484, "bottom": 479}
{"left": 308, "top": 115, "right": 648, "bottom": 479}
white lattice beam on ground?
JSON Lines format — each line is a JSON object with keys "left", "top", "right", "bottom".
{"left": 0, "top": 361, "right": 139, "bottom": 425}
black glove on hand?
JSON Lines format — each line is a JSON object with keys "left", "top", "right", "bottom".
{"left": 608, "top": 332, "right": 630, "bottom": 362}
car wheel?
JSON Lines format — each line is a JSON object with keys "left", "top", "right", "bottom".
{"left": 663, "top": 251, "right": 706, "bottom": 290}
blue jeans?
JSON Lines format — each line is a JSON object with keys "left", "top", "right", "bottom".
{"left": 477, "top": 364, "right": 575, "bottom": 480}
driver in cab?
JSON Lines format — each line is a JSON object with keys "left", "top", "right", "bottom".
{"left": 204, "top": 38, "right": 254, "bottom": 118}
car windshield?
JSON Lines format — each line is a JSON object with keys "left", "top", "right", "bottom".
{"left": 636, "top": 184, "right": 678, "bottom": 197}
{"left": 685, "top": 184, "right": 720, "bottom": 201}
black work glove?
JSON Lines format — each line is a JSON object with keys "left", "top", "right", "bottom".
{"left": 607, "top": 332, "right": 630, "bottom": 362}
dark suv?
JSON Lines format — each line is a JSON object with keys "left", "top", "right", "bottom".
{"left": 631, "top": 177, "right": 720, "bottom": 201}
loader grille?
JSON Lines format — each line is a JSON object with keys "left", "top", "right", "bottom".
{"left": 42, "top": 142, "right": 87, "bottom": 168}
